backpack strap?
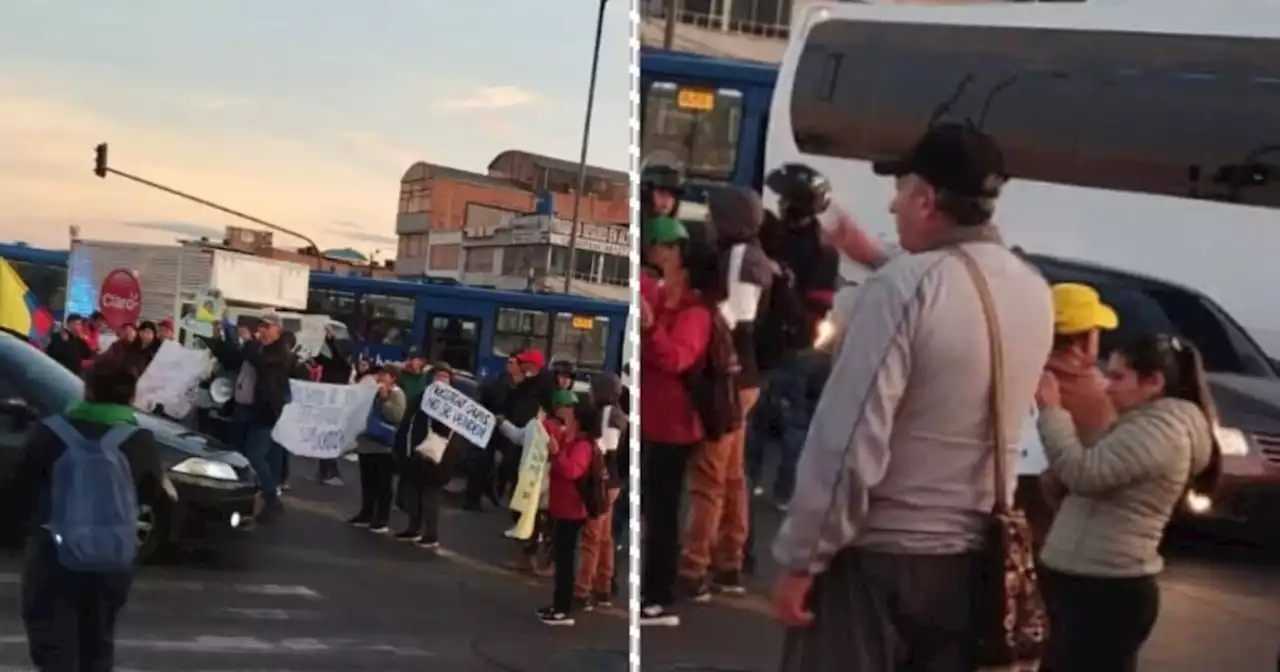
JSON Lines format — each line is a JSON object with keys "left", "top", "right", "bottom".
{"left": 98, "top": 425, "right": 141, "bottom": 454}
{"left": 41, "top": 416, "right": 138, "bottom": 454}
{"left": 41, "top": 415, "right": 83, "bottom": 448}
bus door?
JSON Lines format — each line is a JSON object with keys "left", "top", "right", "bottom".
{"left": 415, "top": 295, "right": 487, "bottom": 379}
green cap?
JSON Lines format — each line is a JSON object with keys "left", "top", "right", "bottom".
{"left": 551, "top": 389, "right": 579, "bottom": 407}
{"left": 643, "top": 216, "right": 688, "bottom": 246}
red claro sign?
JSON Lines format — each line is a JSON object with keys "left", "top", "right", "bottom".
{"left": 99, "top": 269, "right": 142, "bottom": 330}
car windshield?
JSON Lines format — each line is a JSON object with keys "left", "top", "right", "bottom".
{"left": 0, "top": 332, "right": 84, "bottom": 415}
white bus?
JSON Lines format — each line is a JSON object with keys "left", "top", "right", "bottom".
{"left": 766, "top": 1, "right": 1280, "bottom": 327}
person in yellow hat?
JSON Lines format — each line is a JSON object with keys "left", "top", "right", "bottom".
{"left": 1030, "top": 283, "right": 1122, "bottom": 542}
{"left": 1047, "top": 283, "right": 1120, "bottom": 442}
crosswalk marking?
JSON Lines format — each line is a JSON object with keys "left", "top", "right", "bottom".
{"left": 0, "top": 634, "right": 434, "bottom": 657}
{"left": 0, "top": 573, "right": 323, "bottom": 599}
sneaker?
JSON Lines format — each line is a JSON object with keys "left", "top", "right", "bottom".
{"left": 536, "top": 607, "right": 575, "bottom": 626}
{"left": 394, "top": 530, "right": 422, "bottom": 542}
{"left": 574, "top": 596, "right": 595, "bottom": 612}
{"left": 416, "top": 540, "right": 441, "bottom": 552}
{"left": 592, "top": 591, "right": 613, "bottom": 608}
{"left": 639, "top": 603, "right": 679, "bottom": 627}
{"left": 752, "top": 485, "right": 765, "bottom": 497}
{"left": 369, "top": 524, "right": 391, "bottom": 534}
{"left": 680, "top": 577, "right": 712, "bottom": 603}
{"left": 347, "top": 515, "right": 372, "bottom": 527}
{"left": 321, "top": 476, "right": 344, "bottom": 486}
{"left": 712, "top": 570, "right": 747, "bottom": 596}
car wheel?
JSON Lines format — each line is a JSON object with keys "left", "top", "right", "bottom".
{"left": 136, "top": 490, "right": 171, "bottom": 564}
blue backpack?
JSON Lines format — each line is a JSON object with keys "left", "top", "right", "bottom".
{"left": 41, "top": 416, "right": 140, "bottom": 573}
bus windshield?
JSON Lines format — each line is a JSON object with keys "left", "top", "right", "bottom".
{"left": 643, "top": 81, "right": 744, "bottom": 181}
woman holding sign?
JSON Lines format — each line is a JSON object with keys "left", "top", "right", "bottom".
{"left": 392, "top": 364, "right": 461, "bottom": 550}
{"left": 347, "top": 366, "right": 407, "bottom": 533}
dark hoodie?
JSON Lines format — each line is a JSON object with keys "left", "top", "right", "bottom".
{"left": 707, "top": 187, "right": 775, "bottom": 389}
{"left": 590, "top": 372, "right": 629, "bottom": 489}
{"left": 756, "top": 208, "right": 838, "bottom": 373}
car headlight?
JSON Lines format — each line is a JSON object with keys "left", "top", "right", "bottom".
{"left": 1212, "top": 425, "right": 1250, "bottom": 457}
{"left": 171, "top": 457, "right": 239, "bottom": 481}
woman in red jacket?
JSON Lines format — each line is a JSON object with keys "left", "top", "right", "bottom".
{"left": 638, "top": 216, "right": 723, "bottom": 627}
{"left": 538, "top": 392, "right": 599, "bottom": 626}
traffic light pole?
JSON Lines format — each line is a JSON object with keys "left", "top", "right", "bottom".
{"left": 92, "top": 143, "right": 323, "bottom": 264}
{"left": 564, "top": 0, "right": 608, "bottom": 294}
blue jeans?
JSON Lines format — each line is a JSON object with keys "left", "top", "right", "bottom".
{"left": 232, "top": 405, "right": 280, "bottom": 501}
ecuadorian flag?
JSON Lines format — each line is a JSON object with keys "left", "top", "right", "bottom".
{"left": 0, "top": 258, "right": 54, "bottom": 341}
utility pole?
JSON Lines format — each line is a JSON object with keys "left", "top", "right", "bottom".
{"left": 564, "top": 0, "right": 608, "bottom": 294}
{"left": 91, "top": 143, "right": 323, "bottom": 266}
{"left": 663, "top": 0, "right": 679, "bottom": 49}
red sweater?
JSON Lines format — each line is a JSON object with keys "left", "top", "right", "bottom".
{"left": 547, "top": 431, "right": 594, "bottom": 521}
{"left": 640, "top": 283, "right": 712, "bottom": 445}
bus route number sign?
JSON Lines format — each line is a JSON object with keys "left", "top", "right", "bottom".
{"left": 571, "top": 316, "right": 595, "bottom": 330}
{"left": 676, "top": 88, "right": 715, "bottom": 112}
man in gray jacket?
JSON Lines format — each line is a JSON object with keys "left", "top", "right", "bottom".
{"left": 771, "top": 124, "right": 1053, "bottom": 672}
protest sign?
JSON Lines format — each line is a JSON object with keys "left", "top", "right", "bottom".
{"left": 508, "top": 420, "right": 550, "bottom": 541}
{"left": 420, "top": 381, "right": 496, "bottom": 448}
{"left": 181, "top": 286, "right": 227, "bottom": 340}
{"left": 134, "top": 341, "right": 212, "bottom": 419}
{"left": 272, "top": 380, "right": 378, "bottom": 459}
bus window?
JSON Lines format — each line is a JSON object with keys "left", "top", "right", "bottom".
{"left": 493, "top": 307, "right": 550, "bottom": 357}
{"left": 359, "top": 293, "right": 415, "bottom": 347}
{"left": 551, "top": 313, "right": 610, "bottom": 370}
{"left": 643, "top": 81, "right": 743, "bottom": 181}
{"left": 307, "top": 289, "right": 358, "bottom": 333}
{"left": 426, "top": 315, "right": 480, "bottom": 373}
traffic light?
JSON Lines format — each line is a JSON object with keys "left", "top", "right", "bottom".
{"left": 94, "top": 143, "right": 108, "bottom": 178}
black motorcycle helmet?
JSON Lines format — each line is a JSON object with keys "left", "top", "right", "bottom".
{"left": 765, "top": 163, "right": 831, "bottom": 217}
{"left": 641, "top": 163, "right": 683, "bottom": 193}
{"left": 641, "top": 163, "right": 684, "bottom": 221}
{"left": 551, "top": 360, "right": 577, "bottom": 389}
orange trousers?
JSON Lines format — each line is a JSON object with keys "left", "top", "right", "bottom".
{"left": 679, "top": 388, "right": 760, "bottom": 580}
{"left": 574, "top": 487, "right": 621, "bottom": 599}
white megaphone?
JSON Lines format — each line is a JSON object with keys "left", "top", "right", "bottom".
{"left": 208, "top": 375, "right": 235, "bottom": 405}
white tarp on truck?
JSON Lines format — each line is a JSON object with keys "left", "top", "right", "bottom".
{"left": 66, "top": 240, "right": 310, "bottom": 327}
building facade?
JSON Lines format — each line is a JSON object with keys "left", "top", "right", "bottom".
{"left": 394, "top": 152, "right": 629, "bottom": 297}
{"left": 460, "top": 215, "right": 630, "bottom": 302}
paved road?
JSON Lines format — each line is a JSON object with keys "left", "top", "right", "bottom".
{"left": 0, "top": 457, "right": 629, "bottom": 672}
{"left": 641, "top": 497, "right": 1280, "bottom": 672}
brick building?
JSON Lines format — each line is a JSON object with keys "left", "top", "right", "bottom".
{"left": 394, "top": 151, "right": 629, "bottom": 296}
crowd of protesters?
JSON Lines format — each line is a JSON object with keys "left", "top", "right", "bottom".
{"left": 36, "top": 304, "right": 632, "bottom": 632}
{"left": 637, "top": 124, "right": 1223, "bottom": 672}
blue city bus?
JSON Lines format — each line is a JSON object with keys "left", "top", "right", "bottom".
{"left": 640, "top": 48, "right": 778, "bottom": 203}
{"left": 307, "top": 273, "right": 629, "bottom": 381}
{"left": 0, "top": 242, "right": 70, "bottom": 321}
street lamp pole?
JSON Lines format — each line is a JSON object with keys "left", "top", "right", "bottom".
{"left": 564, "top": 0, "right": 608, "bottom": 294}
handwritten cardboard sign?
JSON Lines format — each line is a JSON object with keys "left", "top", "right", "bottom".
{"left": 419, "top": 381, "right": 495, "bottom": 448}
{"left": 272, "top": 380, "right": 378, "bottom": 459}
{"left": 133, "top": 341, "right": 212, "bottom": 419}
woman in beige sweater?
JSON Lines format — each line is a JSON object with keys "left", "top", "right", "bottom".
{"left": 1034, "top": 333, "right": 1220, "bottom": 672}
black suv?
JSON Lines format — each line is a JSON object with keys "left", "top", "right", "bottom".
{"left": 0, "top": 330, "right": 260, "bottom": 561}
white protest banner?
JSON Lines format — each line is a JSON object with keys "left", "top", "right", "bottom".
{"left": 420, "top": 381, "right": 496, "bottom": 448}
{"left": 134, "top": 341, "right": 212, "bottom": 419}
{"left": 272, "top": 381, "right": 378, "bottom": 459}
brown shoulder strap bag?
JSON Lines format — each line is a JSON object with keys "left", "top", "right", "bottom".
{"left": 950, "top": 247, "right": 1050, "bottom": 670}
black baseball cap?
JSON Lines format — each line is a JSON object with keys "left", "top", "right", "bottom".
{"left": 871, "top": 124, "right": 1007, "bottom": 198}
